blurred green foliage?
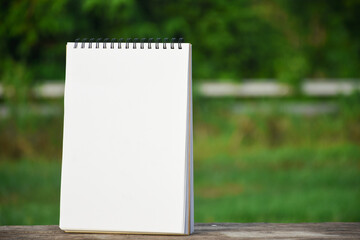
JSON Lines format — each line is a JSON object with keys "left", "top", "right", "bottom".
{"left": 1, "top": 99, "right": 360, "bottom": 224}
{"left": 1, "top": 0, "right": 360, "bottom": 225}
{"left": 1, "top": 0, "right": 360, "bottom": 86}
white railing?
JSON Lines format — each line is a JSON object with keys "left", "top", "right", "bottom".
{"left": 0, "top": 79, "right": 359, "bottom": 98}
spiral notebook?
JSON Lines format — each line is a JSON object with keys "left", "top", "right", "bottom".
{"left": 59, "top": 38, "right": 193, "bottom": 235}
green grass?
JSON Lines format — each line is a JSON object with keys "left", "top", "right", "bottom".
{"left": 191, "top": 99, "right": 360, "bottom": 222}
{"left": 194, "top": 144, "right": 360, "bottom": 222}
{"left": 0, "top": 160, "right": 61, "bottom": 225}
{"left": 0, "top": 144, "right": 359, "bottom": 225}
{"left": 0, "top": 98, "right": 359, "bottom": 224}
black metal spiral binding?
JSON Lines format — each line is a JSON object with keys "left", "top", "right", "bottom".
{"left": 140, "top": 38, "right": 146, "bottom": 49}
{"left": 96, "top": 38, "right": 102, "bottom": 48}
{"left": 148, "top": 38, "right": 153, "bottom": 49}
{"left": 111, "top": 38, "right": 116, "bottom": 49}
{"left": 118, "top": 38, "right": 124, "bottom": 49}
{"left": 89, "top": 38, "right": 95, "bottom": 48}
{"left": 73, "top": 38, "right": 184, "bottom": 49}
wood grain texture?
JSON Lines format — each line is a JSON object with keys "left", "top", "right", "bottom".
{"left": 0, "top": 223, "right": 359, "bottom": 239}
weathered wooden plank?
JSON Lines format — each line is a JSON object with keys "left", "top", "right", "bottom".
{"left": 0, "top": 223, "right": 359, "bottom": 239}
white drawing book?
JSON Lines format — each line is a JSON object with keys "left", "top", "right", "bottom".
{"left": 60, "top": 39, "right": 193, "bottom": 235}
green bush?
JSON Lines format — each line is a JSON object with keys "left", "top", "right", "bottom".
{"left": 1, "top": 0, "right": 360, "bottom": 87}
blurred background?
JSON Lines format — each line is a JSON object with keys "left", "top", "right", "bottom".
{"left": 1, "top": 0, "right": 360, "bottom": 225}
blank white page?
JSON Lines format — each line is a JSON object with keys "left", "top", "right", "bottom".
{"left": 60, "top": 42, "right": 191, "bottom": 234}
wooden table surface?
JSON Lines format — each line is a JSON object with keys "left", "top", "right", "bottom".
{"left": 1, "top": 223, "right": 359, "bottom": 239}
